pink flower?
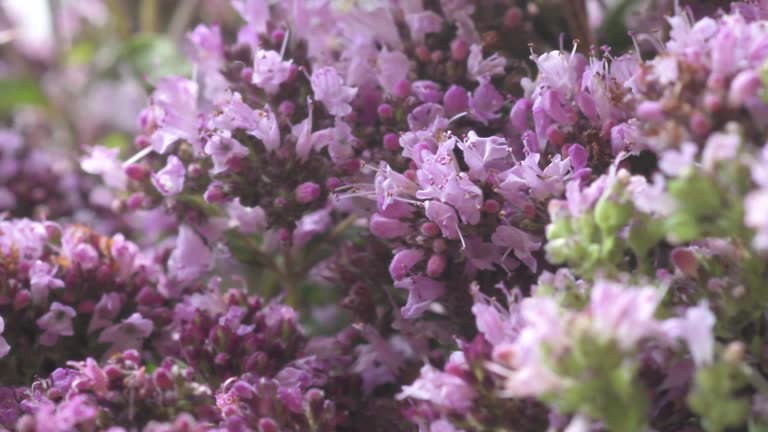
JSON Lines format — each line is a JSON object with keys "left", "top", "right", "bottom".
{"left": 226, "top": 198, "right": 267, "bottom": 234}
{"left": 151, "top": 155, "right": 186, "bottom": 196}
{"left": 491, "top": 226, "right": 541, "bottom": 272}
{"left": 142, "top": 77, "right": 200, "bottom": 154}
{"left": 311, "top": 67, "right": 358, "bottom": 117}
{"left": 251, "top": 49, "right": 292, "bottom": 94}
{"left": 397, "top": 364, "right": 476, "bottom": 412}
{"left": 662, "top": 302, "right": 716, "bottom": 366}
{"left": 97, "top": 313, "right": 154, "bottom": 355}
{"left": 394, "top": 276, "right": 445, "bottom": 319}
{"left": 589, "top": 280, "right": 661, "bottom": 351}
{"left": 467, "top": 44, "right": 506, "bottom": 83}
{"left": 37, "top": 302, "right": 76, "bottom": 346}
{"left": 29, "top": 260, "right": 64, "bottom": 303}
{"left": 204, "top": 131, "right": 249, "bottom": 174}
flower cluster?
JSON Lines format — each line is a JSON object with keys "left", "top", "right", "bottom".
{"left": 5, "top": 0, "right": 768, "bottom": 431}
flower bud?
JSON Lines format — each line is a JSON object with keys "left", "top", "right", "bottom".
{"left": 295, "top": 182, "right": 322, "bottom": 204}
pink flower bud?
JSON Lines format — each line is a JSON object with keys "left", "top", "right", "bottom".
{"left": 295, "top": 182, "right": 322, "bottom": 204}
{"left": 370, "top": 213, "right": 411, "bottom": 239}
{"left": 426, "top": 254, "right": 447, "bottom": 277}
{"left": 450, "top": 38, "right": 469, "bottom": 61}
{"left": 383, "top": 133, "right": 400, "bottom": 151}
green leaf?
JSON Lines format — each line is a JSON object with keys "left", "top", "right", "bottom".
{"left": 0, "top": 78, "right": 47, "bottom": 113}
{"left": 118, "top": 34, "right": 192, "bottom": 83}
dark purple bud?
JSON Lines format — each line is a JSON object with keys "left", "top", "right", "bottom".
{"left": 450, "top": 38, "right": 469, "bottom": 61}
{"left": 153, "top": 368, "right": 174, "bottom": 390}
{"left": 504, "top": 7, "right": 523, "bottom": 28}
{"left": 690, "top": 112, "right": 711, "bottom": 136}
{"left": 258, "top": 418, "right": 280, "bottom": 432}
{"left": 295, "top": 182, "right": 322, "bottom": 204}
{"left": 671, "top": 247, "right": 698, "bottom": 278}
{"left": 204, "top": 183, "right": 226, "bottom": 203}
{"left": 125, "top": 164, "right": 148, "bottom": 181}
{"left": 278, "top": 100, "right": 296, "bottom": 117}
{"left": 241, "top": 67, "right": 253, "bottom": 82}
{"left": 271, "top": 29, "right": 285, "bottom": 45}
{"left": 134, "top": 135, "right": 150, "bottom": 149}
{"left": 546, "top": 125, "right": 565, "bottom": 147}
{"left": 377, "top": 103, "right": 394, "bottom": 120}
{"left": 13, "top": 290, "right": 30, "bottom": 310}
{"left": 415, "top": 45, "right": 431, "bottom": 62}
{"left": 383, "top": 133, "right": 400, "bottom": 151}
{"left": 126, "top": 193, "right": 146, "bottom": 210}
{"left": 420, "top": 222, "right": 440, "bottom": 237}
{"left": 325, "top": 177, "right": 342, "bottom": 190}
{"left": 426, "top": 254, "right": 447, "bottom": 277}
{"left": 123, "top": 350, "right": 141, "bottom": 366}
{"left": 482, "top": 199, "right": 500, "bottom": 213}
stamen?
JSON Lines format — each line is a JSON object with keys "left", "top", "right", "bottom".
{"left": 123, "top": 145, "right": 154, "bottom": 167}
{"left": 279, "top": 28, "right": 290, "bottom": 59}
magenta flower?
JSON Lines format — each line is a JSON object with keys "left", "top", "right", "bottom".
{"left": 97, "top": 313, "right": 154, "bottom": 355}
{"left": 397, "top": 364, "right": 476, "bottom": 412}
{"left": 311, "top": 67, "right": 358, "bottom": 117}
{"left": 142, "top": 77, "right": 200, "bottom": 154}
{"left": 251, "top": 49, "right": 293, "bottom": 94}
{"left": 37, "top": 302, "right": 77, "bottom": 346}
{"left": 151, "top": 155, "right": 186, "bottom": 196}
{"left": 29, "top": 260, "right": 64, "bottom": 303}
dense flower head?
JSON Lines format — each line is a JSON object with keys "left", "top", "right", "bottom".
{"left": 6, "top": 0, "right": 768, "bottom": 431}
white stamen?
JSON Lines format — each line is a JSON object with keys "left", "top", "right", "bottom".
{"left": 123, "top": 145, "right": 154, "bottom": 167}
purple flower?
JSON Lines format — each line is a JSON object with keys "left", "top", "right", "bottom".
{"left": 168, "top": 225, "right": 212, "bottom": 284}
{"left": 662, "top": 302, "right": 716, "bottom": 366}
{"left": 376, "top": 49, "right": 410, "bottom": 94}
{"left": 397, "top": 364, "right": 476, "bottom": 412}
{"left": 369, "top": 213, "right": 411, "bottom": 239}
{"left": 29, "top": 260, "right": 64, "bottom": 303}
{"left": 292, "top": 208, "right": 332, "bottom": 247}
{"left": 151, "top": 155, "right": 186, "bottom": 196}
{"left": 467, "top": 44, "right": 506, "bottom": 83}
{"left": 80, "top": 146, "right": 127, "bottom": 189}
{"left": 389, "top": 249, "right": 425, "bottom": 281}
{"left": 394, "top": 275, "right": 446, "bottom": 319}
{"left": 97, "top": 313, "right": 154, "bottom": 355}
{"left": 226, "top": 198, "right": 267, "bottom": 234}
{"left": 251, "top": 49, "right": 293, "bottom": 94}
{"left": 469, "top": 81, "right": 504, "bottom": 125}
{"left": 249, "top": 105, "right": 281, "bottom": 152}
{"left": 405, "top": 10, "right": 444, "bottom": 43}
{"left": 456, "top": 131, "right": 509, "bottom": 181}
{"left": 589, "top": 280, "right": 661, "bottom": 351}
{"left": 491, "top": 225, "right": 541, "bottom": 272}
{"left": 231, "top": 0, "right": 270, "bottom": 33}
{"left": 37, "top": 302, "right": 77, "bottom": 346}
{"left": 204, "top": 131, "right": 249, "bottom": 174}
{"left": 88, "top": 292, "right": 123, "bottom": 333}
{"left": 425, "top": 201, "right": 460, "bottom": 240}
{"left": 292, "top": 98, "right": 314, "bottom": 161}
{"left": 142, "top": 77, "right": 200, "bottom": 154}
{"left": 311, "top": 67, "right": 358, "bottom": 117}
